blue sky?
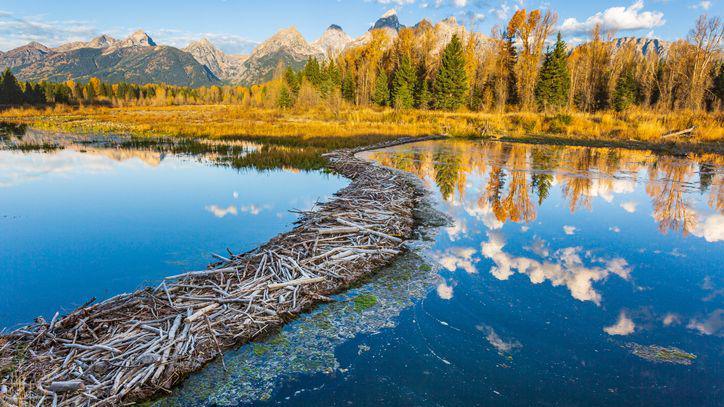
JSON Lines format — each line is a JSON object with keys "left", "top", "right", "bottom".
{"left": 0, "top": 0, "right": 720, "bottom": 53}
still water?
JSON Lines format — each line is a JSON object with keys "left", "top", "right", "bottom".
{"left": 0, "top": 129, "right": 347, "bottom": 330}
{"left": 161, "top": 139, "right": 722, "bottom": 406}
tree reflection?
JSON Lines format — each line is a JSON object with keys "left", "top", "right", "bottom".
{"left": 369, "top": 140, "right": 723, "bottom": 240}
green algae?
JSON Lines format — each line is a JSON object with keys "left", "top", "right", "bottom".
{"left": 353, "top": 294, "right": 378, "bottom": 312}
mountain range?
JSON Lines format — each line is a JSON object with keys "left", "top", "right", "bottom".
{"left": 0, "top": 10, "right": 668, "bottom": 88}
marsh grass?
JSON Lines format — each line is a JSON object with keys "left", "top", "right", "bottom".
{"left": 1, "top": 105, "right": 721, "bottom": 150}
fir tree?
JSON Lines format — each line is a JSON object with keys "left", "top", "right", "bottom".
{"left": 414, "top": 63, "right": 431, "bottom": 109}
{"left": 341, "top": 75, "right": 355, "bottom": 103}
{"left": 433, "top": 34, "right": 468, "bottom": 110}
{"left": 535, "top": 33, "right": 570, "bottom": 111}
{"left": 284, "top": 67, "right": 301, "bottom": 97}
{"left": 391, "top": 55, "right": 415, "bottom": 109}
{"left": 303, "top": 57, "right": 322, "bottom": 88}
{"left": 277, "top": 85, "right": 294, "bottom": 108}
{"left": 0, "top": 68, "right": 24, "bottom": 105}
{"left": 613, "top": 71, "right": 638, "bottom": 112}
{"left": 372, "top": 70, "right": 390, "bottom": 106}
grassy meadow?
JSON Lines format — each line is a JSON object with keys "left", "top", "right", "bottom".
{"left": 1, "top": 104, "right": 722, "bottom": 153}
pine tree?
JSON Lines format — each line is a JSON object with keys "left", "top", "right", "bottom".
{"left": 414, "top": 62, "right": 431, "bottom": 109}
{"left": 372, "top": 70, "right": 390, "bottom": 106}
{"left": 284, "top": 67, "right": 301, "bottom": 97}
{"left": 341, "top": 75, "right": 355, "bottom": 103}
{"left": 277, "top": 84, "right": 294, "bottom": 108}
{"left": 433, "top": 34, "right": 468, "bottom": 110}
{"left": 613, "top": 71, "right": 638, "bottom": 112}
{"left": 535, "top": 33, "right": 570, "bottom": 111}
{"left": 0, "top": 68, "right": 24, "bottom": 105}
{"left": 391, "top": 55, "right": 416, "bottom": 109}
{"left": 303, "top": 58, "right": 322, "bottom": 88}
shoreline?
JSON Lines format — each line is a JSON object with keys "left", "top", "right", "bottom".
{"left": 0, "top": 136, "right": 439, "bottom": 406}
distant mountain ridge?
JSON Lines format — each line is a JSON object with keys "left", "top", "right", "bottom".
{"left": 0, "top": 10, "right": 671, "bottom": 88}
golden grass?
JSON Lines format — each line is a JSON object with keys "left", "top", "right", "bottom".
{"left": 1, "top": 104, "right": 722, "bottom": 149}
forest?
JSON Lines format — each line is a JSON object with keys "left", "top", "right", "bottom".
{"left": 1, "top": 11, "right": 722, "bottom": 114}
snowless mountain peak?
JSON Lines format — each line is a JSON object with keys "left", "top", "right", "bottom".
{"left": 313, "top": 24, "right": 353, "bottom": 57}
{"left": 125, "top": 30, "right": 157, "bottom": 47}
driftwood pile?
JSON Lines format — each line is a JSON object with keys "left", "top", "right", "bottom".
{"left": 0, "top": 137, "right": 432, "bottom": 406}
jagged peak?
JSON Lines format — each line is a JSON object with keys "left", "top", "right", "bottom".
{"left": 372, "top": 9, "right": 403, "bottom": 31}
{"left": 26, "top": 41, "right": 50, "bottom": 50}
{"left": 126, "top": 30, "right": 156, "bottom": 46}
{"left": 328, "top": 24, "right": 344, "bottom": 31}
{"left": 441, "top": 16, "right": 458, "bottom": 25}
{"left": 382, "top": 9, "right": 397, "bottom": 18}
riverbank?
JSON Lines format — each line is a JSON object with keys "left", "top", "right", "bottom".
{"left": 1, "top": 105, "right": 722, "bottom": 154}
{"left": 0, "top": 136, "right": 436, "bottom": 406}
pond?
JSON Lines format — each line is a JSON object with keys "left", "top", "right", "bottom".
{"left": 158, "top": 139, "right": 722, "bottom": 406}
{"left": 0, "top": 128, "right": 347, "bottom": 330}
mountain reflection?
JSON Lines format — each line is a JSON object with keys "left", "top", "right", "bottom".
{"left": 369, "top": 140, "right": 723, "bottom": 240}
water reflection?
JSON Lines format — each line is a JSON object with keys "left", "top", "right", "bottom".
{"left": 367, "top": 140, "right": 723, "bottom": 241}
{"left": 0, "top": 129, "right": 346, "bottom": 329}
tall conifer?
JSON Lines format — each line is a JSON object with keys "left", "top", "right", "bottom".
{"left": 535, "top": 33, "right": 570, "bottom": 110}
{"left": 433, "top": 34, "right": 468, "bottom": 110}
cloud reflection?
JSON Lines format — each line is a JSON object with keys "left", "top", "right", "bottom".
{"left": 603, "top": 311, "right": 636, "bottom": 336}
{"left": 481, "top": 233, "right": 631, "bottom": 305}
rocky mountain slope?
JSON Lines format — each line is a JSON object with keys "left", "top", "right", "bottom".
{"left": 235, "top": 26, "right": 326, "bottom": 86}
{"left": 1, "top": 31, "right": 219, "bottom": 87}
{"left": 184, "top": 38, "right": 247, "bottom": 82}
{"left": 0, "top": 11, "right": 671, "bottom": 88}
{"left": 613, "top": 37, "right": 669, "bottom": 55}
{"left": 311, "top": 25, "right": 353, "bottom": 57}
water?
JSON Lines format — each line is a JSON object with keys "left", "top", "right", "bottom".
{"left": 0, "top": 129, "right": 347, "bottom": 330}
{"left": 162, "top": 139, "right": 722, "bottom": 406}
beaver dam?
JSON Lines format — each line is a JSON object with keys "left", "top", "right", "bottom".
{"left": 0, "top": 136, "right": 437, "bottom": 406}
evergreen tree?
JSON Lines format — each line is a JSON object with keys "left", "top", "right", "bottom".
{"left": 284, "top": 67, "right": 301, "bottom": 97}
{"left": 341, "top": 75, "right": 355, "bottom": 103}
{"left": 505, "top": 34, "right": 518, "bottom": 107}
{"left": 277, "top": 85, "right": 294, "bottom": 108}
{"left": 0, "top": 68, "right": 24, "bottom": 105}
{"left": 372, "top": 70, "right": 390, "bottom": 106}
{"left": 303, "top": 58, "right": 322, "bottom": 88}
{"left": 433, "top": 34, "right": 468, "bottom": 110}
{"left": 535, "top": 33, "right": 570, "bottom": 111}
{"left": 414, "top": 63, "right": 431, "bottom": 109}
{"left": 391, "top": 55, "right": 416, "bottom": 109}
{"left": 712, "top": 62, "right": 724, "bottom": 109}
{"left": 613, "top": 71, "right": 638, "bottom": 112}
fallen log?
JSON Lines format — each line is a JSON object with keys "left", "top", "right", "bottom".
{"left": 662, "top": 126, "right": 695, "bottom": 139}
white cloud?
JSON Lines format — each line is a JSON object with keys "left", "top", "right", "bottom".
{"left": 560, "top": 1, "right": 665, "bottom": 35}
{"left": 436, "top": 282, "right": 454, "bottom": 299}
{"left": 434, "top": 246, "right": 479, "bottom": 274}
{"left": 621, "top": 201, "right": 638, "bottom": 213}
{"left": 687, "top": 309, "right": 723, "bottom": 336}
{"left": 691, "top": 213, "right": 724, "bottom": 243}
{"left": 690, "top": 1, "right": 712, "bottom": 11}
{"left": 481, "top": 232, "right": 632, "bottom": 305}
{"left": 604, "top": 311, "right": 636, "bottom": 335}
{"left": 205, "top": 204, "right": 237, "bottom": 218}
{"left": 662, "top": 313, "right": 681, "bottom": 326}
{"left": 0, "top": 11, "right": 98, "bottom": 50}
{"left": 609, "top": 226, "right": 621, "bottom": 233}
{"left": 477, "top": 325, "right": 522, "bottom": 354}
{"left": 563, "top": 225, "right": 577, "bottom": 235}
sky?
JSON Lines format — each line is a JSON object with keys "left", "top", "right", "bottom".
{"left": 0, "top": 0, "right": 720, "bottom": 53}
